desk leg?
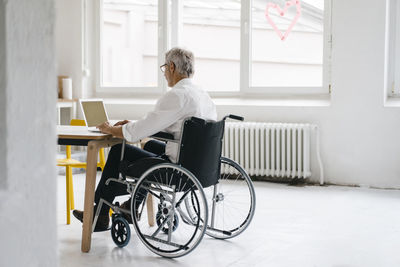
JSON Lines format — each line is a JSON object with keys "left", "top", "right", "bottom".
{"left": 146, "top": 194, "right": 155, "bottom": 226}
{"left": 81, "top": 141, "right": 99, "bottom": 253}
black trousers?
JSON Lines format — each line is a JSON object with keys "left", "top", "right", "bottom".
{"left": 94, "top": 140, "right": 166, "bottom": 215}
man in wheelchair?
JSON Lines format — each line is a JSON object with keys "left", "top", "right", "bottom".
{"left": 72, "top": 47, "right": 217, "bottom": 231}
{"left": 73, "top": 48, "right": 255, "bottom": 258}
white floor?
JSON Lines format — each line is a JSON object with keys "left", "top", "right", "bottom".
{"left": 58, "top": 173, "right": 400, "bottom": 267}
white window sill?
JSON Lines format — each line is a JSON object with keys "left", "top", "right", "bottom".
{"left": 103, "top": 95, "right": 331, "bottom": 107}
{"left": 384, "top": 97, "right": 400, "bottom": 107}
{"left": 104, "top": 98, "right": 158, "bottom": 105}
{"left": 212, "top": 95, "right": 331, "bottom": 107}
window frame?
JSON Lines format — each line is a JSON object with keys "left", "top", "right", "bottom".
{"left": 386, "top": 0, "right": 400, "bottom": 97}
{"left": 94, "top": 0, "right": 332, "bottom": 96}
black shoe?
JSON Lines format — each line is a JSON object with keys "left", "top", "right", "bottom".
{"left": 120, "top": 200, "right": 133, "bottom": 224}
{"left": 72, "top": 209, "right": 110, "bottom": 232}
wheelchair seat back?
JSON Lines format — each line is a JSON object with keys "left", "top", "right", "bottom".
{"left": 178, "top": 117, "right": 225, "bottom": 188}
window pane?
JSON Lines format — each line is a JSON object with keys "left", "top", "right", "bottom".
{"left": 181, "top": 0, "right": 241, "bottom": 92}
{"left": 251, "top": 0, "right": 324, "bottom": 87}
{"left": 102, "top": 0, "right": 158, "bottom": 87}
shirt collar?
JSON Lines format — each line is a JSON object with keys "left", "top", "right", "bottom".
{"left": 173, "top": 78, "right": 192, "bottom": 88}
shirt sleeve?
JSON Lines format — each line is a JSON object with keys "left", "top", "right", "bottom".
{"left": 122, "top": 90, "right": 188, "bottom": 143}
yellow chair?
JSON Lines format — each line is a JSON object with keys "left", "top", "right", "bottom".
{"left": 57, "top": 119, "right": 106, "bottom": 224}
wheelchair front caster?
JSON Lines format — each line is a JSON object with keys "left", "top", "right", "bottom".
{"left": 111, "top": 216, "right": 131, "bottom": 248}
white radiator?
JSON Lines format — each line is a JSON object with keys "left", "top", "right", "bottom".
{"left": 222, "top": 122, "right": 324, "bottom": 184}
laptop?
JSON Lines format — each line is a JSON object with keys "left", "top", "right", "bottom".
{"left": 79, "top": 99, "right": 109, "bottom": 132}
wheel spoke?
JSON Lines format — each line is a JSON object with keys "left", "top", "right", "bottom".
{"left": 204, "top": 158, "right": 255, "bottom": 239}
{"left": 131, "top": 163, "right": 208, "bottom": 258}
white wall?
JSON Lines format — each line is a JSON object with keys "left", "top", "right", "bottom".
{"left": 224, "top": 0, "right": 399, "bottom": 188}
{"left": 56, "top": 0, "right": 400, "bottom": 189}
{"left": 56, "top": 0, "right": 92, "bottom": 99}
{"left": 0, "top": 0, "right": 6, "bottom": 189}
{"left": 0, "top": 0, "right": 58, "bottom": 266}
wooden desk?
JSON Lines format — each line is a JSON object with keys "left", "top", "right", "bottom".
{"left": 57, "top": 126, "right": 122, "bottom": 252}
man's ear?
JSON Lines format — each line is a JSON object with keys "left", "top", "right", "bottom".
{"left": 169, "top": 62, "right": 175, "bottom": 73}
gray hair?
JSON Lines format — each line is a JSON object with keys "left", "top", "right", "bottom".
{"left": 165, "top": 47, "right": 194, "bottom": 77}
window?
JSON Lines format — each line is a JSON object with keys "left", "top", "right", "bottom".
{"left": 180, "top": 1, "right": 241, "bottom": 92}
{"left": 251, "top": 0, "right": 324, "bottom": 88}
{"left": 386, "top": 0, "right": 400, "bottom": 96}
{"left": 245, "top": 0, "right": 331, "bottom": 94}
{"left": 96, "top": 0, "right": 331, "bottom": 95}
{"left": 98, "top": 0, "right": 165, "bottom": 92}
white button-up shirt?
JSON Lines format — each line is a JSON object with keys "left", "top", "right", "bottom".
{"left": 122, "top": 78, "right": 217, "bottom": 162}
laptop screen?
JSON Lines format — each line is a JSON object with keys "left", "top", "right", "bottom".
{"left": 81, "top": 101, "right": 108, "bottom": 127}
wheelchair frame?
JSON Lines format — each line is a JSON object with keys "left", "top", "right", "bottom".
{"left": 93, "top": 115, "right": 256, "bottom": 258}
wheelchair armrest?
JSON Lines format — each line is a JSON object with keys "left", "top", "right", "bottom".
{"left": 223, "top": 114, "right": 244, "bottom": 121}
{"left": 150, "top": 131, "right": 176, "bottom": 142}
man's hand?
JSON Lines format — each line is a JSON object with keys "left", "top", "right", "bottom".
{"left": 96, "top": 121, "right": 124, "bottom": 138}
{"left": 96, "top": 121, "right": 113, "bottom": 135}
{"left": 114, "top": 120, "right": 130, "bottom": 126}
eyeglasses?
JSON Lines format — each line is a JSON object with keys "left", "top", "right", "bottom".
{"left": 160, "top": 64, "right": 167, "bottom": 73}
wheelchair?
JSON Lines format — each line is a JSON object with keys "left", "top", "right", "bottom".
{"left": 93, "top": 114, "right": 256, "bottom": 258}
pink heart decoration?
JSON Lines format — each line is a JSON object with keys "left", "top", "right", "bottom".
{"left": 265, "top": 0, "right": 302, "bottom": 41}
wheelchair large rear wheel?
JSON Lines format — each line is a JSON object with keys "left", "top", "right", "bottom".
{"left": 131, "top": 163, "right": 208, "bottom": 258}
{"left": 203, "top": 157, "right": 256, "bottom": 239}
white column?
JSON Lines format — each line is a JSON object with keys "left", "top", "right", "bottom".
{"left": 0, "top": 0, "right": 58, "bottom": 266}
